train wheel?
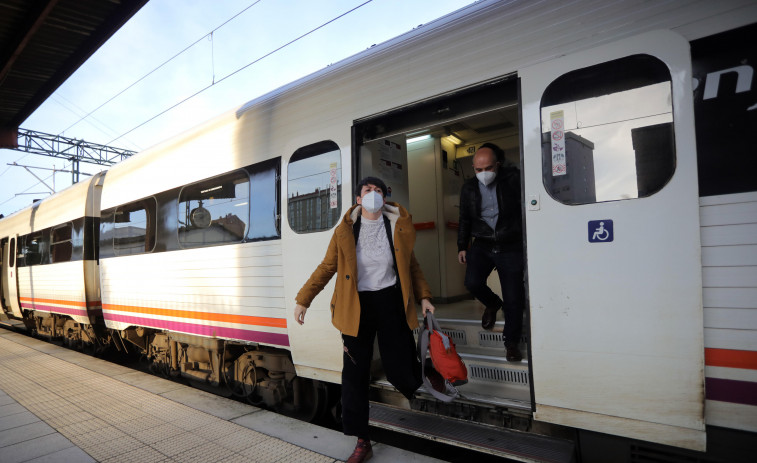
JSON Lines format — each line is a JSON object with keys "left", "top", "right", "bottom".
{"left": 276, "top": 377, "right": 329, "bottom": 422}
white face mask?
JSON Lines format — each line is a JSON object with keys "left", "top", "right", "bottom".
{"left": 476, "top": 171, "right": 497, "bottom": 186}
{"left": 361, "top": 190, "right": 384, "bottom": 213}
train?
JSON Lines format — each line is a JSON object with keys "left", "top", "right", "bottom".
{"left": 1, "top": 1, "right": 755, "bottom": 461}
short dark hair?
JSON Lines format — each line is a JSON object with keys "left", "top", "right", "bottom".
{"left": 355, "top": 176, "right": 387, "bottom": 197}
{"left": 478, "top": 142, "right": 504, "bottom": 162}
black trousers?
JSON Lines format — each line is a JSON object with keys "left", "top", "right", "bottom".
{"left": 464, "top": 242, "right": 524, "bottom": 346}
{"left": 341, "top": 285, "right": 422, "bottom": 438}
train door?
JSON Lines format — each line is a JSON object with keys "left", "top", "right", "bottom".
{"left": 519, "top": 31, "right": 706, "bottom": 450}
{"left": 0, "top": 237, "right": 5, "bottom": 311}
{"left": 353, "top": 78, "right": 532, "bottom": 406}
{"left": 1, "top": 236, "right": 22, "bottom": 318}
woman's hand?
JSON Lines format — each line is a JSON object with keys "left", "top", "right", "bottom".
{"left": 294, "top": 303, "right": 307, "bottom": 325}
{"left": 421, "top": 298, "right": 435, "bottom": 316}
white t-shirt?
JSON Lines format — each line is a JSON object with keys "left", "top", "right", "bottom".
{"left": 356, "top": 216, "right": 397, "bottom": 291}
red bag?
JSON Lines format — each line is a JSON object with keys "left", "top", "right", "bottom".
{"left": 418, "top": 312, "right": 467, "bottom": 402}
{"left": 429, "top": 326, "right": 468, "bottom": 386}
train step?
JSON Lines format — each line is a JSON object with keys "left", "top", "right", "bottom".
{"left": 369, "top": 402, "right": 575, "bottom": 463}
{"left": 0, "top": 313, "right": 25, "bottom": 330}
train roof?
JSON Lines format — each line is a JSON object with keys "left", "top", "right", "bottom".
{"left": 235, "top": 0, "right": 757, "bottom": 120}
{"left": 0, "top": 172, "right": 103, "bottom": 235}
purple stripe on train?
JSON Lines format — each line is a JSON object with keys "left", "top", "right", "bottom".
{"left": 20, "top": 303, "right": 89, "bottom": 317}
{"left": 104, "top": 313, "right": 290, "bottom": 347}
{"left": 705, "top": 377, "right": 757, "bottom": 407}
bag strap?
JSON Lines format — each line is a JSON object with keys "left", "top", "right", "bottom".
{"left": 425, "top": 311, "right": 451, "bottom": 351}
{"left": 418, "top": 313, "right": 459, "bottom": 402}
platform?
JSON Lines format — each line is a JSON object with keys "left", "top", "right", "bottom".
{"left": 0, "top": 327, "right": 441, "bottom": 463}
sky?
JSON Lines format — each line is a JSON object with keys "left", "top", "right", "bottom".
{"left": 0, "top": 0, "right": 475, "bottom": 217}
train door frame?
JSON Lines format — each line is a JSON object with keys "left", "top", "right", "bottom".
{"left": 0, "top": 237, "right": 6, "bottom": 311}
{"left": 519, "top": 30, "right": 705, "bottom": 450}
{"left": 1, "top": 235, "right": 22, "bottom": 318}
{"left": 351, "top": 76, "right": 521, "bottom": 303}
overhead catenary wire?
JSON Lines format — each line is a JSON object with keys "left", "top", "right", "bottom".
{"left": 59, "top": 0, "right": 264, "bottom": 136}
{"left": 0, "top": 1, "right": 264, "bottom": 211}
{"left": 1, "top": 0, "right": 374, "bottom": 213}
{"left": 108, "top": 0, "right": 375, "bottom": 145}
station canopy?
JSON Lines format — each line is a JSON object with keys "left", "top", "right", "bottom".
{"left": 0, "top": 0, "right": 148, "bottom": 148}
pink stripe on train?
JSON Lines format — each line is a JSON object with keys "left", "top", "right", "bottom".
{"left": 104, "top": 312, "right": 290, "bottom": 347}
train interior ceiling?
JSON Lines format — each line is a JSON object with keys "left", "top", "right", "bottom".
{"left": 355, "top": 76, "right": 530, "bottom": 408}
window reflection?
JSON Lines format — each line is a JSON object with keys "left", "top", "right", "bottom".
{"left": 20, "top": 232, "right": 48, "bottom": 266}
{"left": 249, "top": 165, "right": 280, "bottom": 241}
{"left": 288, "top": 141, "right": 342, "bottom": 233}
{"left": 179, "top": 170, "right": 250, "bottom": 248}
{"left": 114, "top": 198, "right": 157, "bottom": 256}
{"left": 541, "top": 55, "right": 675, "bottom": 204}
{"left": 51, "top": 223, "right": 73, "bottom": 263}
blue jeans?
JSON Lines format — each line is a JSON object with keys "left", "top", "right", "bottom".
{"left": 464, "top": 242, "right": 524, "bottom": 345}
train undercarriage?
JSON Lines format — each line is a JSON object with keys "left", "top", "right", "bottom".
{"left": 20, "top": 309, "right": 338, "bottom": 423}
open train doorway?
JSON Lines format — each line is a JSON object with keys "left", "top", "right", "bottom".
{"left": 351, "top": 75, "right": 533, "bottom": 413}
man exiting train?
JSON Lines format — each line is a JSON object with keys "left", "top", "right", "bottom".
{"left": 457, "top": 143, "right": 524, "bottom": 362}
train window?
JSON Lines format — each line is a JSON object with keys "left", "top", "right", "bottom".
{"left": 287, "top": 140, "right": 342, "bottom": 233}
{"left": 51, "top": 223, "right": 73, "bottom": 263}
{"left": 113, "top": 198, "right": 157, "bottom": 256}
{"left": 178, "top": 170, "right": 250, "bottom": 248}
{"left": 8, "top": 238, "right": 14, "bottom": 267}
{"left": 540, "top": 54, "right": 675, "bottom": 204}
{"left": 20, "top": 231, "right": 49, "bottom": 266}
{"left": 248, "top": 160, "right": 280, "bottom": 241}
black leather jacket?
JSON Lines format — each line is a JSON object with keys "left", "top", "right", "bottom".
{"left": 457, "top": 165, "right": 522, "bottom": 253}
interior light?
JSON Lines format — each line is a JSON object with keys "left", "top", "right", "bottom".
{"left": 407, "top": 134, "right": 431, "bottom": 144}
{"left": 446, "top": 134, "right": 462, "bottom": 145}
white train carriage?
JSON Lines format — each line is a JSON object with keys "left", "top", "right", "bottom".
{"left": 0, "top": 173, "right": 104, "bottom": 342}
{"left": 1, "top": 0, "right": 756, "bottom": 460}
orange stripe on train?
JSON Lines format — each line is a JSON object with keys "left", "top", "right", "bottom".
{"left": 102, "top": 303, "right": 287, "bottom": 329}
{"left": 705, "top": 348, "right": 757, "bottom": 370}
{"left": 19, "top": 297, "right": 100, "bottom": 307}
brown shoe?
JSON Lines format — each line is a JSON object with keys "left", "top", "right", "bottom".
{"left": 482, "top": 306, "right": 499, "bottom": 330}
{"left": 347, "top": 438, "right": 373, "bottom": 463}
{"left": 505, "top": 343, "right": 523, "bottom": 362}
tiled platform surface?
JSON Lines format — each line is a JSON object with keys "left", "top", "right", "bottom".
{"left": 0, "top": 328, "right": 441, "bottom": 463}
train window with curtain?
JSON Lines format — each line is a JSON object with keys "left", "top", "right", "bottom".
{"left": 540, "top": 54, "right": 675, "bottom": 205}
{"left": 178, "top": 170, "right": 250, "bottom": 248}
{"left": 247, "top": 159, "right": 281, "bottom": 241}
{"left": 287, "top": 140, "right": 342, "bottom": 233}
{"left": 51, "top": 223, "right": 73, "bottom": 263}
{"left": 113, "top": 198, "right": 157, "bottom": 256}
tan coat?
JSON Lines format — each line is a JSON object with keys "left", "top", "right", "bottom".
{"left": 295, "top": 202, "right": 432, "bottom": 337}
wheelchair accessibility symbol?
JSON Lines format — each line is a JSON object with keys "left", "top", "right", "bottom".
{"left": 588, "top": 220, "right": 613, "bottom": 243}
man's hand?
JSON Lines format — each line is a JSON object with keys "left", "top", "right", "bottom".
{"left": 421, "top": 298, "right": 435, "bottom": 316}
{"left": 294, "top": 304, "right": 307, "bottom": 325}
{"left": 458, "top": 250, "right": 467, "bottom": 264}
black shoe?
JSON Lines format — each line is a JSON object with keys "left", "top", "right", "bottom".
{"left": 482, "top": 306, "right": 499, "bottom": 330}
{"left": 505, "top": 343, "right": 522, "bottom": 362}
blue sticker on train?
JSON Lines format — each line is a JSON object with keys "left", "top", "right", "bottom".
{"left": 588, "top": 220, "right": 613, "bottom": 243}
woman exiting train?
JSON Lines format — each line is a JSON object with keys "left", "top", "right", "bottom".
{"left": 294, "top": 176, "right": 435, "bottom": 463}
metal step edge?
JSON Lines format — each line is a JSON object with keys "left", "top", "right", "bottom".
{"left": 458, "top": 351, "right": 528, "bottom": 366}
{"left": 371, "top": 379, "right": 532, "bottom": 410}
{"left": 417, "top": 317, "right": 506, "bottom": 327}
{"left": 456, "top": 346, "right": 529, "bottom": 362}
{"left": 0, "top": 317, "right": 26, "bottom": 331}
{"left": 369, "top": 403, "right": 574, "bottom": 463}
